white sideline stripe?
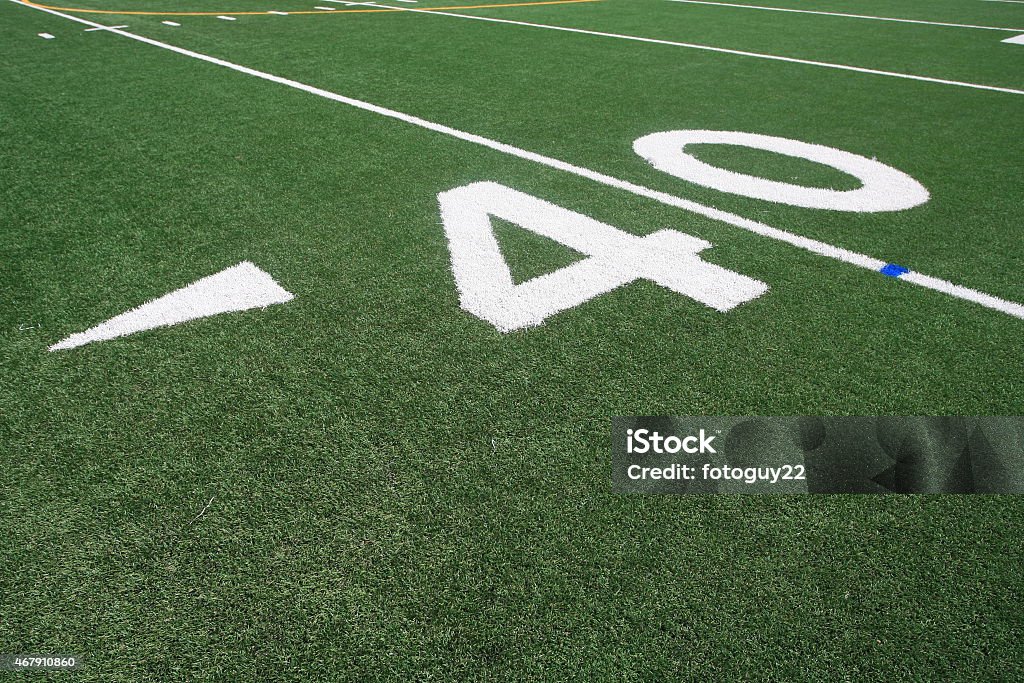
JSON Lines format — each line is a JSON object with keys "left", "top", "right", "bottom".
{"left": 359, "top": 2, "right": 1024, "bottom": 96}
{"left": 1004, "top": 33, "right": 1024, "bottom": 43}
{"left": 11, "top": 0, "right": 1024, "bottom": 321}
{"left": 37, "top": 31, "right": 54, "bottom": 38}
{"left": 161, "top": 20, "right": 180, "bottom": 26}
{"left": 665, "top": 0, "right": 1024, "bottom": 32}
{"left": 50, "top": 261, "right": 294, "bottom": 351}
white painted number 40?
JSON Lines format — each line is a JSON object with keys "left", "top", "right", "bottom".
{"left": 438, "top": 181, "right": 767, "bottom": 332}
{"left": 438, "top": 129, "right": 931, "bottom": 332}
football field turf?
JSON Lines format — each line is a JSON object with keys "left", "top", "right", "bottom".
{"left": 2, "top": 0, "right": 1023, "bottom": 678}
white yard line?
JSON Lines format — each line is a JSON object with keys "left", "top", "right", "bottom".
{"left": 10, "top": 0, "right": 1024, "bottom": 320}
{"left": 359, "top": 2, "right": 1024, "bottom": 96}
{"left": 85, "top": 24, "right": 128, "bottom": 31}
{"left": 980, "top": 0, "right": 1024, "bottom": 5}
{"left": 665, "top": 0, "right": 1024, "bottom": 32}
{"left": 161, "top": 20, "right": 180, "bottom": 26}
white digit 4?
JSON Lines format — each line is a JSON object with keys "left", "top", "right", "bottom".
{"left": 437, "top": 181, "right": 768, "bottom": 332}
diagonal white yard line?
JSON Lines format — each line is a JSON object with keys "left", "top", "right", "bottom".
{"left": 362, "top": 2, "right": 1024, "bottom": 95}
{"left": 665, "top": 0, "right": 1024, "bottom": 32}
{"left": 9, "top": 0, "right": 1024, "bottom": 320}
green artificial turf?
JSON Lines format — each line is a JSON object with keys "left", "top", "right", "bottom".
{"left": 1, "top": 0, "right": 1022, "bottom": 679}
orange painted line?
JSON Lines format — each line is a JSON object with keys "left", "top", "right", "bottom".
{"left": 17, "top": 0, "right": 599, "bottom": 17}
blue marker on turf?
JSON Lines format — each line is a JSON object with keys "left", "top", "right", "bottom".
{"left": 880, "top": 263, "right": 909, "bottom": 278}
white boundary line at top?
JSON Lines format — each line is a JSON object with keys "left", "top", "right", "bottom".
{"left": 9, "top": 0, "right": 1024, "bottom": 320}
{"left": 359, "top": 1, "right": 1024, "bottom": 95}
{"left": 665, "top": 0, "right": 1024, "bottom": 32}
{"left": 981, "top": 0, "right": 1024, "bottom": 5}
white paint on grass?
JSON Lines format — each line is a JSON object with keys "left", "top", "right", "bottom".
{"left": 899, "top": 271, "right": 1024, "bottom": 317}
{"left": 314, "top": 6, "right": 336, "bottom": 9}
{"left": 1003, "top": 34, "right": 1024, "bottom": 44}
{"left": 360, "top": 1, "right": 1024, "bottom": 96}
{"left": 38, "top": 32, "right": 54, "bottom": 38}
{"left": 161, "top": 20, "right": 180, "bottom": 26}
{"left": 439, "top": 182, "right": 767, "bottom": 331}
{"left": 85, "top": 24, "right": 128, "bottom": 31}
{"left": 268, "top": 11, "right": 289, "bottom": 15}
{"left": 217, "top": 15, "right": 236, "bottom": 20}
{"left": 50, "top": 262, "right": 293, "bottom": 351}
{"left": 634, "top": 130, "right": 929, "bottom": 212}
{"left": 665, "top": 0, "right": 1024, "bottom": 33}
{"left": 11, "top": 0, "right": 1024, "bottom": 321}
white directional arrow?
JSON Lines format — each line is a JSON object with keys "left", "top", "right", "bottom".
{"left": 50, "top": 261, "right": 293, "bottom": 351}
{"left": 1003, "top": 34, "right": 1024, "bottom": 44}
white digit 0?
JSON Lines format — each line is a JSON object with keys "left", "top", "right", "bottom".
{"left": 634, "top": 130, "right": 929, "bottom": 212}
